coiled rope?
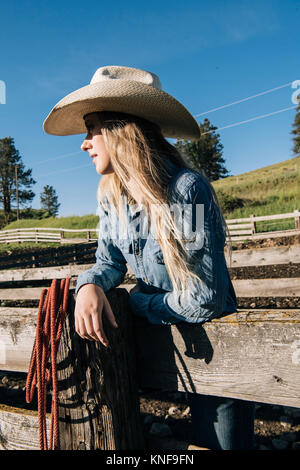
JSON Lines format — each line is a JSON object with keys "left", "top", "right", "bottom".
{"left": 26, "top": 278, "right": 71, "bottom": 450}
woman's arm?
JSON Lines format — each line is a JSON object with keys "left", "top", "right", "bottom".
{"left": 74, "top": 204, "right": 127, "bottom": 345}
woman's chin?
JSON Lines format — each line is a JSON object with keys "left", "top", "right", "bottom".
{"left": 96, "top": 167, "right": 114, "bottom": 175}
{"left": 95, "top": 164, "right": 115, "bottom": 175}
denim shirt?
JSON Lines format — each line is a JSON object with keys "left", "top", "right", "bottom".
{"left": 75, "top": 161, "right": 238, "bottom": 325}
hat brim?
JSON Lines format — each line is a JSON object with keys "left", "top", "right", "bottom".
{"left": 43, "top": 80, "right": 200, "bottom": 140}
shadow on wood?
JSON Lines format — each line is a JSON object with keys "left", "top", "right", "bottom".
{"left": 132, "top": 309, "right": 300, "bottom": 407}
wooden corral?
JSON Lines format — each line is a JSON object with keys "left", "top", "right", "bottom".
{"left": 0, "top": 243, "right": 299, "bottom": 449}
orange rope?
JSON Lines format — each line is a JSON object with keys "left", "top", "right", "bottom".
{"left": 26, "top": 278, "right": 71, "bottom": 450}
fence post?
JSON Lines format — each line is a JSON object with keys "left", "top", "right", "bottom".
{"left": 56, "top": 288, "right": 145, "bottom": 450}
{"left": 35, "top": 229, "right": 38, "bottom": 244}
{"left": 87, "top": 231, "right": 90, "bottom": 242}
{"left": 294, "top": 210, "right": 300, "bottom": 230}
{"left": 60, "top": 230, "right": 64, "bottom": 244}
{"left": 250, "top": 214, "right": 256, "bottom": 235}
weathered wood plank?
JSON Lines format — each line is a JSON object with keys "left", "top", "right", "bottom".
{"left": 227, "top": 230, "right": 253, "bottom": 236}
{"left": 0, "top": 263, "right": 134, "bottom": 283}
{"left": 0, "top": 283, "right": 135, "bottom": 300}
{"left": 133, "top": 309, "right": 300, "bottom": 407}
{"left": 0, "top": 307, "right": 37, "bottom": 373}
{"left": 233, "top": 277, "right": 300, "bottom": 297}
{"left": 0, "top": 287, "right": 50, "bottom": 300}
{"left": 1, "top": 276, "right": 299, "bottom": 300}
{"left": 227, "top": 212, "right": 296, "bottom": 223}
{"left": 226, "top": 245, "right": 300, "bottom": 267}
{"left": 0, "top": 264, "right": 94, "bottom": 283}
{"left": 0, "top": 404, "right": 50, "bottom": 450}
{"left": 1, "top": 297, "right": 300, "bottom": 407}
{"left": 227, "top": 224, "right": 252, "bottom": 230}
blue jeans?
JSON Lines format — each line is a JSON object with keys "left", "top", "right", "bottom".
{"left": 187, "top": 393, "right": 256, "bottom": 450}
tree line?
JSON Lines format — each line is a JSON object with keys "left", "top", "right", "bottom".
{"left": 1, "top": 106, "right": 299, "bottom": 227}
{"left": 0, "top": 137, "right": 60, "bottom": 226}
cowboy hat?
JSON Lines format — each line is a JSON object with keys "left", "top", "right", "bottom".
{"left": 43, "top": 65, "right": 200, "bottom": 140}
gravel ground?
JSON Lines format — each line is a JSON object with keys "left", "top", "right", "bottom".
{"left": 230, "top": 233, "right": 300, "bottom": 250}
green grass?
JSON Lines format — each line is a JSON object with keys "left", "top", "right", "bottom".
{"left": 0, "top": 241, "right": 63, "bottom": 254}
{"left": 212, "top": 155, "right": 300, "bottom": 232}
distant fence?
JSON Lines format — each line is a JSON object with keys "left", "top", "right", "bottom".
{"left": 227, "top": 209, "right": 300, "bottom": 241}
{"left": 0, "top": 209, "right": 300, "bottom": 244}
{"left": 0, "top": 227, "right": 98, "bottom": 244}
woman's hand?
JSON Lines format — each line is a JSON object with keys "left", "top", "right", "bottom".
{"left": 74, "top": 283, "right": 118, "bottom": 346}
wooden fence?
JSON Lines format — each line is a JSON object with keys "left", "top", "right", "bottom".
{"left": 1, "top": 209, "right": 300, "bottom": 244}
{"left": 0, "top": 227, "right": 98, "bottom": 244}
{"left": 227, "top": 209, "right": 300, "bottom": 241}
{"left": 0, "top": 245, "right": 300, "bottom": 449}
{"left": 0, "top": 241, "right": 98, "bottom": 270}
{"left": 0, "top": 243, "right": 299, "bottom": 449}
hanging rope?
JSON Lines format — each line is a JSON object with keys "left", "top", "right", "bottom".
{"left": 26, "top": 277, "right": 71, "bottom": 450}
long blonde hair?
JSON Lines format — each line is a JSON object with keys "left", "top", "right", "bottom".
{"left": 96, "top": 111, "right": 232, "bottom": 303}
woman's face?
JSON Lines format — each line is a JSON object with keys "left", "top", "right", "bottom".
{"left": 81, "top": 112, "right": 114, "bottom": 175}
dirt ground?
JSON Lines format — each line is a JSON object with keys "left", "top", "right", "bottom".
{"left": 230, "top": 233, "right": 300, "bottom": 250}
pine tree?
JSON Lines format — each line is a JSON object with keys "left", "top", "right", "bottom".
{"left": 175, "top": 118, "right": 230, "bottom": 181}
{"left": 291, "top": 103, "right": 300, "bottom": 155}
{"left": 40, "top": 185, "right": 60, "bottom": 217}
{"left": 0, "top": 137, "right": 36, "bottom": 223}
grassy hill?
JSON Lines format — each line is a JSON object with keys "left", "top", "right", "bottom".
{"left": 212, "top": 155, "right": 300, "bottom": 232}
{"left": 3, "top": 214, "right": 99, "bottom": 232}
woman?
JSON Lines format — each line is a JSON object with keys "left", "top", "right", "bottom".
{"left": 43, "top": 65, "right": 255, "bottom": 450}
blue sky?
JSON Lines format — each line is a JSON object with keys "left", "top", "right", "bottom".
{"left": 0, "top": 0, "right": 299, "bottom": 217}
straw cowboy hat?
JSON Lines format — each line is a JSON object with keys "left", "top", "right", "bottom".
{"left": 43, "top": 65, "right": 200, "bottom": 140}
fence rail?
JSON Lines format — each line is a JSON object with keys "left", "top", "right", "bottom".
{"left": 0, "top": 227, "right": 99, "bottom": 244}
{"left": 1, "top": 210, "right": 300, "bottom": 244}
{"left": 227, "top": 209, "right": 300, "bottom": 240}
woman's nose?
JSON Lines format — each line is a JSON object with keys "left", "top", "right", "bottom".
{"left": 81, "top": 139, "right": 91, "bottom": 151}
